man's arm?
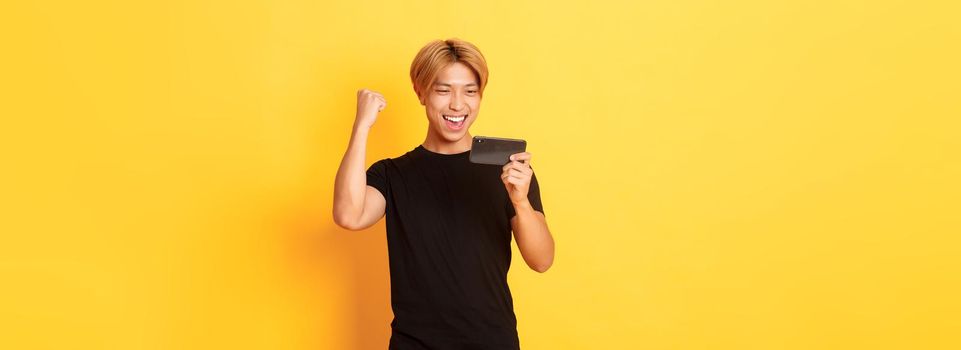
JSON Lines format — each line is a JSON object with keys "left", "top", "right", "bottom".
{"left": 332, "top": 89, "right": 387, "bottom": 231}
{"left": 511, "top": 202, "right": 554, "bottom": 273}
{"left": 502, "top": 151, "right": 554, "bottom": 273}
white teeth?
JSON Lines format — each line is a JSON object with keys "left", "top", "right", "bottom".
{"left": 443, "top": 115, "right": 466, "bottom": 122}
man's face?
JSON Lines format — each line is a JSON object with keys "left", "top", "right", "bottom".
{"left": 421, "top": 61, "right": 481, "bottom": 140}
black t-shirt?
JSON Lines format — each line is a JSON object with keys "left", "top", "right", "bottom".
{"left": 366, "top": 144, "right": 545, "bottom": 349}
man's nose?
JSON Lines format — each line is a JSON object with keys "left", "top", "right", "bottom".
{"left": 450, "top": 93, "right": 464, "bottom": 111}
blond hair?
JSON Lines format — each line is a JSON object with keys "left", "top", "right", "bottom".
{"left": 409, "top": 38, "right": 489, "bottom": 102}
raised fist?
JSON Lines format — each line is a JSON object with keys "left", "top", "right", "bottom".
{"left": 355, "top": 88, "right": 386, "bottom": 130}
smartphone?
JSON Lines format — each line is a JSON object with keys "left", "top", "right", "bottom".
{"left": 469, "top": 136, "right": 527, "bottom": 165}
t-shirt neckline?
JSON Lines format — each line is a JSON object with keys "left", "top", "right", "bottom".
{"left": 415, "top": 144, "right": 470, "bottom": 158}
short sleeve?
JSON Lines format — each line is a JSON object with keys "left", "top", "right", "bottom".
{"left": 366, "top": 159, "right": 388, "bottom": 198}
{"left": 508, "top": 167, "right": 545, "bottom": 219}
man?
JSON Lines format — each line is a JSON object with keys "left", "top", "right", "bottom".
{"left": 333, "top": 38, "right": 555, "bottom": 349}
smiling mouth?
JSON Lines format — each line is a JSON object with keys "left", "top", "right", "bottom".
{"left": 442, "top": 113, "right": 468, "bottom": 130}
{"left": 442, "top": 114, "right": 467, "bottom": 122}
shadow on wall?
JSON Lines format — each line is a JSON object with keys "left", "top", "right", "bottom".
{"left": 276, "top": 55, "right": 411, "bottom": 348}
{"left": 281, "top": 204, "right": 393, "bottom": 349}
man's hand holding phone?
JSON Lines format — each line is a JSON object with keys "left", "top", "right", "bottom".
{"left": 501, "top": 152, "right": 533, "bottom": 205}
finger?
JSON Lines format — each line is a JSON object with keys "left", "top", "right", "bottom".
{"left": 512, "top": 160, "right": 531, "bottom": 170}
{"left": 508, "top": 168, "right": 530, "bottom": 177}
{"left": 507, "top": 176, "right": 527, "bottom": 186}
{"left": 509, "top": 152, "right": 532, "bottom": 162}
{"left": 511, "top": 157, "right": 531, "bottom": 166}
{"left": 503, "top": 170, "right": 526, "bottom": 179}
{"left": 364, "top": 90, "right": 381, "bottom": 100}
{"left": 506, "top": 161, "right": 532, "bottom": 174}
{"left": 509, "top": 172, "right": 530, "bottom": 183}
{"left": 503, "top": 166, "right": 529, "bottom": 180}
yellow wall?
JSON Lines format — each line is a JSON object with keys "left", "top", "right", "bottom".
{"left": 2, "top": 1, "right": 959, "bottom": 349}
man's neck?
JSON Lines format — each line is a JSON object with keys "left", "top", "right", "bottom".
{"left": 422, "top": 131, "right": 472, "bottom": 154}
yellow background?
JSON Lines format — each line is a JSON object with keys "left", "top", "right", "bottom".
{"left": 2, "top": 0, "right": 959, "bottom": 349}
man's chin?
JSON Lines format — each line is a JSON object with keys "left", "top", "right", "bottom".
{"left": 442, "top": 132, "right": 466, "bottom": 141}
{"left": 435, "top": 123, "right": 466, "bottom": 134}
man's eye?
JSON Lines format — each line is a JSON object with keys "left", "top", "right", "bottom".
{"left": 435, "top": 90, "right": 449, "bottom": 93}
{"left": 467, "top": 90, "right": 478, "bottom": 94}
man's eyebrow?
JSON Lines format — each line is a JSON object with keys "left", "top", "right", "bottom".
{"left": 434, "top": 83, "right": 479, "bottom": 87}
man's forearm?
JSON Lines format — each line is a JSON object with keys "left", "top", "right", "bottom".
{"left": 332, "top": 124, "right": 370, "bottom": 225}
{"left": 512, "top": 200, "right": 554, "bottom": 273}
